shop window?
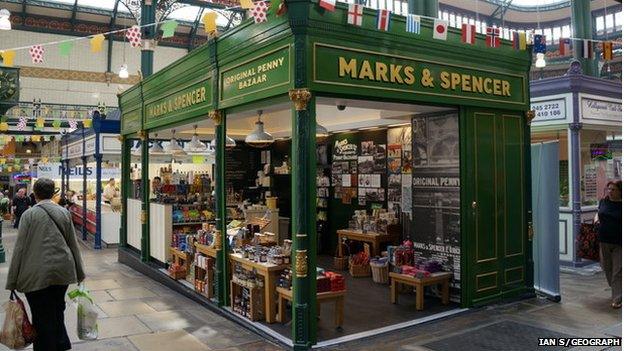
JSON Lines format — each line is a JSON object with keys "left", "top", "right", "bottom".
{"left": 580, "top": 130, "right": 622, "bottom": 206}
{"left": 596, "top": 15, "right": 605, "bottom": 35}
{"left": 605, "top": 13, "right": 614, "bottom": 33}
{"left": 531, "top": 130, "right": 570, "bottom": 207}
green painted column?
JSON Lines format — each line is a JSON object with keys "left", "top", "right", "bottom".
{"left": 119, "top": 136, "right": 129, "bottom": 248}
{"left": 212, "top": 110, "right": 229, "bottom": 306}
{"left": 408, "top": 0, "right": 438, "bottom": 17}
{"left": 140, "top": 0, "right": 156, "bottom": 77}
{"left": 571, "top": 0, "right": 598, "bottom": 76}
{"left": 140, "top": 132, "right": 150, "bottom": 262}
{"left": 289, "top": 90, "right": 317, "bottom": 349}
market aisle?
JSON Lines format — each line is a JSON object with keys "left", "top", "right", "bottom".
{"left": 0, "top": 221, "right": 285, "bottom": 351}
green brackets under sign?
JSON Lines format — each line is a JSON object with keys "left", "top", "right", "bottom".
{"left": 219, "top": 45, "right": 292, "bottom": 108}
{"left": 312, "top": 43, "right": 527, "bottom": 107}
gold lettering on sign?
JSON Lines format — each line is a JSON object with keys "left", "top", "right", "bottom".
{"left": 224, "top": 56, "right": 286, "bottom": 91}
{"left": 147, "top": 86, "right": 207, "bottom": 119}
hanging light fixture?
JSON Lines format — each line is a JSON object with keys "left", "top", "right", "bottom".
{"left": 118, "top": 64, "right": 129, "bottom": 79}
{"left": 164, "top": 129, "right": 186, "bottom": 155}
{"left": 0, "top": 9, "right": 11, "bottom": 31}
{"left": 535, "top": 53, "right": 546, "bottom": 68}
{"left": 185, "top": 124, "right": 207, "bottom": 152}
{"left": 245, "top": 110, "right": 274, "bottom": 148}
{"left": 149, "top": 133, "right": 165, "bottom": 154}
{"left": 316, "top": 123, "right": 329, "bottom": 138}
{"left": 210, "top": 135, "right": 236, "bottom": 149}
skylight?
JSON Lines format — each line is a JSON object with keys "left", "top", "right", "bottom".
{"left": 509, "top": 0, "right": 568, "bottom": 7}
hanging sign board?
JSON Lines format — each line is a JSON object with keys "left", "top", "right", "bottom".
{"left": 35, "top": 163, "right": 121, "bottom": 180}
{"left": 530, "top": 99, "right": 566, "bottom": 122}
{"left": 122, "top": 110, "right": 141, "bottom": 135}
{"left": 219, "top": 45, "right": 292, "bottom": 107}
{"left": 581, "top": 98, "right": 622, "bottom": 122}
{"left": 313, "top": 43, "right": 527, "bottom": 106}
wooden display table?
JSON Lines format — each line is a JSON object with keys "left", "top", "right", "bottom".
{"left": 276, "top": 287, "right": 346, "bottom": 329}
{"left": 229, "top": 253, "right": 290, "bottom": 323}
{"left": 336, "top": 229, "right": 399, "bottom": 258}
{"left": 389, "top": 271, "right": 453, "bottom": 310}
{"left": 194, "top": 242, "right": 219, "bottom": 258}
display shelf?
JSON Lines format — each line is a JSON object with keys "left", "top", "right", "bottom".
{"left": 195, "top": 242, "right": 219, "bottom": 257}
{"left": 230, "top": 280, "right": 263, "bottom": 321}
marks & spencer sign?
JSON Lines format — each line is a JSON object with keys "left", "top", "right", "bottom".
{"left": 313, "top": 43, "right": 526, "bottom": 106}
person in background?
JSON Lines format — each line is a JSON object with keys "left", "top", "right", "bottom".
{"left": 0, "top": 192, "right": 9, "bottom": 217}
{"left": 6, "top": 178, "right": 85, "bottom": 351}
{"left": 58, "top": 190, "right": 75, "bottom": 209}
{"left": 596, "top": 180, "right": 622, "bottom": 309}
{"left": 102, "top": 178, "right": 117, "bottom": 204}
{"left": 151, "top": 176, "right": 162, "bottom": 199}
{"left": 29, "top": 191, "right": 36, "bottom": 206}
{"left": 11, "top": 188, "right": 31, "bottom": 229}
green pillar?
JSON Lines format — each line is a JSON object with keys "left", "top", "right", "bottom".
{"left": 119, "top": 136, "right": 129, "bottom": 248}
{"left": 140, "top": 132, "right": 150, "bottom": 262}
{"left": 140, "top": 0, "right": 156, "bottom": 77}
{"left": 571, "top": 0, "right": 598, "bottom": 76}
{"left": 212, "top": 110, "right": 229, "bottom": 306}
{"left": 289, "top": 89, "right": 317, "bottom": 350}
{"left": 408, "top": 0, "right": 438, "bottom": 17}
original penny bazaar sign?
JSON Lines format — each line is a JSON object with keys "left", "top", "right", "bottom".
{"left": 313, "top": 43, "right": 526, "bottom": 106}
{"left": 219, "top": 45, "right": 291, "bottom": 105}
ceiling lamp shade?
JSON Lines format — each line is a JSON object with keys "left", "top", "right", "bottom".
{"left": 210, "top": 135, "right": 236, "bottom": 149}
{"left": 535, "top": 53, "right": 546, "bottom": 68}
{"left": 185, "top": 125, "right": 207, "bottom": 152}
{"left": 149, "top": 139, "right": 165, "bottom": 154}
{"left": 118, "top": 64, "right": 129, "bottom": 79}
{"left": 0, "top": 9, "right": 11, "bottom": 31}
{"left": 164, "top": 130, "right": 187, "bottom": 155}
{"left": 245, "top": 110, "right": 274, "bottom": 148}
{"left": 316, "top": 123, "right": 329, "bottom": 138}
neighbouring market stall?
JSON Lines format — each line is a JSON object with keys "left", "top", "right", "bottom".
{"left": 530, "top": 67, "right": 622, "bottom": 266}
{"left": 60, "top": 113, "right": 121, "bottom": 248}
{"left": 118, "top": 2, "right": 534, "bottom": 349}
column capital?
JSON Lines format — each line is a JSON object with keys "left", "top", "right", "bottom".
{"left": 569, "top": 122, "right": 583, "bottom": 132}
{"left": 526, "top": 110, "right": 535, "bottom": 125}
{"left": 209, "top": 110, "right": 223, "bottom": 125}
{"left": 289, "top": 88, "right": 312, "bottom": 111}
{"left": 117, "top": 135, "right": 125, "bottom": 142}
{"left": 138, "top": 130, "right": 147, "bottom": 141}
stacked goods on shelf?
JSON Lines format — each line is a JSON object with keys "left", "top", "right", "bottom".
{"left": 194, "top": 254, "right": 215, "bottom": 298}
{"left": 277, "top": 268, "right": 292, "bottom": 289}
{"left": 231, "top": 262, "right": 264, "bottom": 321}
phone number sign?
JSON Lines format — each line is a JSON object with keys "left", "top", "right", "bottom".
{"left": 531, "top": 98, "right": 566, "bottom": 122}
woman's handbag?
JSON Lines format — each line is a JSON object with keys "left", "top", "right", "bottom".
{"left": 0, "top": 291, "right": 36, "bottom": 349}
{"left": 577, "top": 222, "right": 600, "bottom": 261}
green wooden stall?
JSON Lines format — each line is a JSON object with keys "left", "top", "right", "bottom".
{"left": 118, "top": 1, "right": 535, "bottom": 349}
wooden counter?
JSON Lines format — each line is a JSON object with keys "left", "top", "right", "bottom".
{"left": 336, "top": 229, "right": 400, "bottom": 258}
{"left": 276, "top": 287, "right": 346, "bottom": 329}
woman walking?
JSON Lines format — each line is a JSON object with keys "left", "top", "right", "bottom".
{"left": 6, "top": 178, "right": 86, "bottom": 350}
{"left": 597, "top": 180, "right": 622, "bottom": 309}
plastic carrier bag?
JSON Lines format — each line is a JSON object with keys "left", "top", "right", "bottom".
{"left": 0, "top": 291, "right": 35, "bottom": 349}
{"left": 68, "top": 284, "right": 98, "bottom": 340}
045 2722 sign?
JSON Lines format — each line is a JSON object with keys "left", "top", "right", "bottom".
{"left": 313, "top": 43, "right": 526, "bottom": 106}
{"left": 219, "top": 45, "right": 291, "bottom": 107}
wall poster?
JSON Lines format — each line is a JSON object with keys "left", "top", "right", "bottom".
{"left": 411, "top": 113, "right": 461, "bottom": 294}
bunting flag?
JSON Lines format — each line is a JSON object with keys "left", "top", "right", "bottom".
{"left": 240, "top": 0, "right": 254, "bottom": 9}
{"left": 319, "top": 0, "right": 336, "bottom": 12}
{"left": 559, "top": 38, "right": 572, "bottom": 56}
{"left": 69, "top": 119, "right": 78, "bottom": 129}
{"left": 31, "top": 135, "right": 40, "bottom": 142}
{"left": 0, "top": 158, "right": 4, "bottom": 165}
{"left": 432, "top": 20, "right": 448, "bottom": 40}
{"left": 160, "top": 20, "right": 178, "bottom": 38}
{"left": 35, "top": 117, "right": 45, "bottom": 129}
{"left": 17, "top": 117, "right": 27, "bottom": 130}
{"left": 405, "top": 14, "right": 420, "bottom": 34}
{"left": 533, "top": 34, "right": 546, "bottom": 53}
{"left": 347, "top": 4, "right": 363, "bottom": 26}
{"left": 90, "top": 34, "right": 105, "bottom": 53}
{"left": 29, "top": 45, "right": 45, "bottom": 63}
{"left": 0, "top": 50, "right": 16, "bottom": 66}
{"left": 52, "top": 119, "right": 61, "bottom": 129}
{"left": 83, "top": 119, "right": 92, "bottom": 128}
{"left": 58, "top": 41, "right": 74, "bottom": 56}
{"left": 461, "top": 23, "right": 476, "bottom": 45}
{"left": 376, "top": 9, "right": 391, "bottom": 31}
{"left": 603, "top": 41, "right": 613, "bottom": 61}
{"left": 251, "top": 1, "right": 268, "bottom": 23}
{"left": 512, "top": 31, "right": 527, "bottom": 50}
{"left": 582, "top": 40, "right": 594, "bottom": 59}
{"left": 0, "top": 122, "right": 7, "bottom": 131}
{"left": 485, "top": 27, "right": 501, "bottom": 48}
{"left": 202, "top": 12, "right": 218, "bottom": 34}
{"left": 125, "top": 26, "right": 142, "bottom": 47}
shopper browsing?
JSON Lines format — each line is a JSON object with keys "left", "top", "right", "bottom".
{"left": 596, "top": 180, "right": 622, "bottom": 309}
{"left": 6, "top": 178, "right": 86, "bottom": 351}
{"left": 103, "top": 178, "right": 118, "bottom": 204}
{"left": 11, "top": 188, "right": 31, "bottom": 229}
{"left": 151, "top": 176, "right": 162, "bottom": 198}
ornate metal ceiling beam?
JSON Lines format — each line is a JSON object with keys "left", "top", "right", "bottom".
{"left": 106, "top": 0, "right": 121, "bottom": 74}
{"left": 489, "top": 0, "right": 512, "bottom": 25}
{"left": 187, "top": 7, "right": 205, "bottom": 52}
{"left": 177, "top": 0, "right": 245, "bottom": 12}
{"left": 70, "top": 0, "right": 79, "bottom": 30}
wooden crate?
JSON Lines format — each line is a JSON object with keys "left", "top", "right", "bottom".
{"left": 349, "top": 261, "right": 371, "bottom": 277}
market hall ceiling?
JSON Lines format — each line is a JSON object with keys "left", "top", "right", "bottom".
{"left": 0, "top": 0, "right": 621, "bottom": 47}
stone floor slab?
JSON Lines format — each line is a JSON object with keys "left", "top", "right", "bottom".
{"left": 83, "top": 278, "right": 123, "bottom": 291}
{"left": 71, "top": 337, "right": 140, "bottom": 351}
{"left": 107, "top": 287, "right": 157, "bottom": 300}
{"left": 96, "top": 316, "right": 152, "bottom": 339}
{"left": 129, "top": 330, "right": 210, "bottom": 351}
{"left": 136, "top": 310, "right": 206, "bottom": 332}
{"left": 97, "top": 300, "right": 157, "bottom": 317}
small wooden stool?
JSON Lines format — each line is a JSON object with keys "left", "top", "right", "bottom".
{"left": 276, "top": 287, "right": 346, "bottom": 329}
{"left": 389, "top": 272, "right": 452, "bottom": 310}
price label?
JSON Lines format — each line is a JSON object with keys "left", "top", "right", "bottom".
{"left": 530, "top": 99, "right": 566, "bottom": 122}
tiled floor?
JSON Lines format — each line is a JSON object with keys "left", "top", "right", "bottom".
{"left": 0, "top": 221, "right": 620, "bottom": 351}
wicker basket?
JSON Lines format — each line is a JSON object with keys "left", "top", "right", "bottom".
{"left": 370, "top": 262, "right": 389, "bottom": 284}
{"left": 349, "top": 260, "right": 371, "bottom": 277}
{"left": 334, "top": 257, "right": 349, "bottom": 271}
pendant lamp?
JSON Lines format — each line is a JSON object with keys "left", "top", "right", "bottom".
{"left": 185, "top": 125, "right": 207, "bottom": 152}
{"left": 316, "top": 123, "right": 329, "bottom": 138}
{"left": 165, "top": 129, "right": 186, "bottom": 155}
{"left": 118, "top": 64, "right": 129, "bottom": 79}
{"left": 535, "top": 53, "right": 546, "bottom": 68}
{"left": 245, "top": 110, "right": 274, "bottom": 148}
{"left": 149, "top": 133, "right": 165, "bottom": 154}
{"left": 210, "top": 135, "right": 236, "bottom": 149}
{"left": 0, "top": 9, "right": 11, "bottom": 31}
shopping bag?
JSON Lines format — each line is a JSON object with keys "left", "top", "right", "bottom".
{"left": 577, "top": 223, "right": 599, "bottom": 261}
{"left": 67, "top": 284, "right": 98, "bottom": 340}
{"left": 0, "top": 291, "right": 36, "bottom": 349}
